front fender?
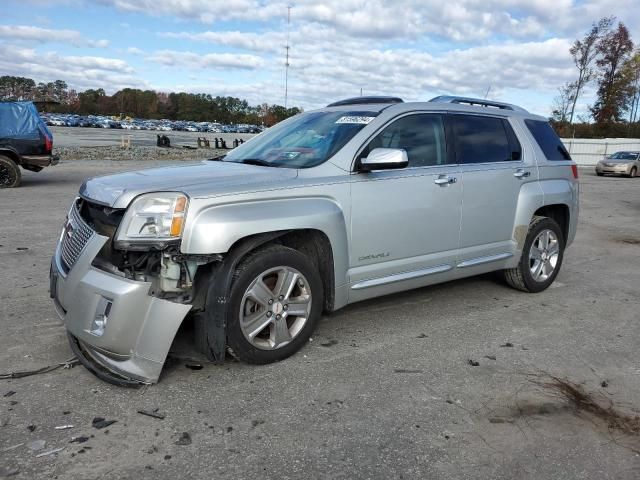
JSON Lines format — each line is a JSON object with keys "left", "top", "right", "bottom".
{"left": 181, "top": 196, "right": 350, "bottom": 292}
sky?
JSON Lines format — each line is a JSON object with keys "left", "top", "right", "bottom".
{"left": 0, "top": 0, "right": 638, "bottom": 117}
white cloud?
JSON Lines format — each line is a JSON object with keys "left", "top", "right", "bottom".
{"left": 0, "top": 45, "right": 145, "bottom": 91}
{"left": 0, "top": 25, "right": 109, "bottom": 48}
{"left": 126, "top": 47, "right": 144, "bottom": 55}
{"left": 147, "top": 49, "right": 265, "bottom": 70}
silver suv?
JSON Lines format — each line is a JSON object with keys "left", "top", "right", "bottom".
{"left": 50, "top": 96, "right": 579, "bottom": 385}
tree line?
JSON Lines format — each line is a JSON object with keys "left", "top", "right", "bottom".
{"left": 552, "top": 17, "right": 640, "bottom": 138}
{"left": 0, "top": 76, "right": 301, "bottom": 126}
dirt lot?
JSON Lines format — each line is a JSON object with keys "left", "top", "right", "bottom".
{"left": 1, "top": 152, "right": 639, "bottom": 479}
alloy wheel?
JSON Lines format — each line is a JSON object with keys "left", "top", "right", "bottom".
{"left": 529, "top": 229, "right": 560, "bottom": 282}
{"left": 239, "top": 266, "right": 312, "bottom": 350}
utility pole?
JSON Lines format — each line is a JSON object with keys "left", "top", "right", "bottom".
{"left": 484, "top": 86, "right": 491, "bottom": 99}
{"left": 284, "top": 5, "right": 291, "bottom": 111}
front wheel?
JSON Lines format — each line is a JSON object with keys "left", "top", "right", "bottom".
{"left": 503, "top": 216, "right": 565, "bottom": 293}
{"left": 224, "top": 245, "right": 323, "bottom": 364}
{"left": 629, "top": 167, "right": 637, "bottom": 178}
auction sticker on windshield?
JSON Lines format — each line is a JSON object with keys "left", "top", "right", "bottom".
{"left": 335, "top": 116, "right": 376, "bottom": 124}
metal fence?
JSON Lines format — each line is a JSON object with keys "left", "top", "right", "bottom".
{"left": 561, "top": 138, "right": 640, "bottom": 166}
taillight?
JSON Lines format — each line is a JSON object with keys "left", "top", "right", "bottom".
{"left": 45, "top": 134, "right": 53, "bottom": 153}
{"left": 571, "top": 164, "right": 578, "bottom": 179}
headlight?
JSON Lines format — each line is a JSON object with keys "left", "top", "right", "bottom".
{"left": 115, "top": 192, "right": 188, "bottom": 248}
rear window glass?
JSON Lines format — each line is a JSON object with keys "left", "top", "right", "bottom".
{"left": 449, "top": 115, "right": 517, "bottom": 163}
{"left": 525, "top": 120, "right": 571, "bottom": 161}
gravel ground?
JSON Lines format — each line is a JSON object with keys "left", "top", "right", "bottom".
{"left": 49, "top": 126, "right": 255, "bottom": 149}
{"left": 53, "top": 145, "right": 227, "bottom": 162}
{"left": 0, "top": 156, "right": 639, "bottom": 479}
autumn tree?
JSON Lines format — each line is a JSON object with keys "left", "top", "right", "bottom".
{"left": 568, "top": 17, "right": 612, "bottom": 125}
{"left": 591, "top": 22, "right": 634, "bottom": 124}
{"left": 622, "top": 50, "right": 640, "bottom": 126}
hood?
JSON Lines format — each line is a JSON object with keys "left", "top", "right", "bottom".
{"left": 79, "top": 160, "right": 298, "bottom": 208}
{"left": 604, "top": 159, "right": 634, "bottom": 163}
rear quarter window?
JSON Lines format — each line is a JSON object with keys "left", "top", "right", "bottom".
{"left": 525, "top": 120, "right": 571, "bottom": 161}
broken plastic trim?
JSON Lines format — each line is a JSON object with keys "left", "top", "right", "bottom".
{"left": 67, "top": 333, "right": 145, "bottom": 388}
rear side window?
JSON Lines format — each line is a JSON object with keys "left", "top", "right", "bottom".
{"left": 363, "top": 113, "right": 447, "bottom": 167}
{"left": 449, "top": 115, "right": 520, "bottom": 163}
{"left": 525, "top": 120, "right": 571, "bottom": 161}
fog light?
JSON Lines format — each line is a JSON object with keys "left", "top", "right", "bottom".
{"left": 90, "top": 297, "right": 112, "bottom": 336}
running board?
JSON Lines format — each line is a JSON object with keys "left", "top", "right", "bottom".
{"left": 456, "top": 252, "right": 513, "bottom": 268}
{"left": 351, "top": 264, "right": 452, "bottom": 290}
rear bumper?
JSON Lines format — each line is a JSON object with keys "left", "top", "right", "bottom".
{"left": 50, "top": 232, "right": 191, "bottom": 385}
{"left": 22, "top": 154, "right": 59, "bottom": 167}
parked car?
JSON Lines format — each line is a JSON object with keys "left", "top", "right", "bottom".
{"left": 595, "top": 151, "right": 639, "bottom": 177}
{"left": 0, "top": 101, "right": 59, "bottom": 188}
{"left": 50, "top": 95, "right": 579, "bottom": 385}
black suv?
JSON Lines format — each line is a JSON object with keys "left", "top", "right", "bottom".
{"left": 0, "top": 101, "right": 59, "bottom": 188}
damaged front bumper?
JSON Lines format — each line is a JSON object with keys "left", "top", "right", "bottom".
{"left": 50, "top": 231, "right": 192, "bottom": 385}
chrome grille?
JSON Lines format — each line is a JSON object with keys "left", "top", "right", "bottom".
{"left": 60, "top": 200, "right": 95, "bottom": 271}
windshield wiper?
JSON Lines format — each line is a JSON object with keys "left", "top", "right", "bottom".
{"left": 207, "top": 154, "right": 226, "bottom": 161}
{"left": 237, "top": 158, "right": 272, "bottom": 167}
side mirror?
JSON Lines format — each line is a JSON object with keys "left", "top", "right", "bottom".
{"left": 360, "top": 148, "right": 408, "bottom": 172}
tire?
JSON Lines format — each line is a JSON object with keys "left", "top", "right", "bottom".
{"left": 629, "top": 167, "right": 637, "bottom": 178}
{"left": 596, "top": 172, "right": 604, "bottom": 176}
{"left": 0, "top": 155, "right": 21, "bottom": 188}
{"left": 223, "top": 245, "right": 323, "bottom": 364}
{"left": 503, "top": 216, "right": 565, "bottom": 293}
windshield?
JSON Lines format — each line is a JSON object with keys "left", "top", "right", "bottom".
{"left": 609, "top": 152, "right": 638, "bottom": 160}
{"left": 223, "top": 110, "right": 378, "bottom": 168}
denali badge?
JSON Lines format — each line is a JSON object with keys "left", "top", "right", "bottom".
{"left": 358, "top": 252, "right": 390, "bottom": 261}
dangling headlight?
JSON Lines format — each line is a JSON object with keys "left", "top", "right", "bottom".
{"left": 115, "top": 192, "right": 188, "bottom": 249}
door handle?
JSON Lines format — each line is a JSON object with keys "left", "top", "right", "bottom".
{"left": 514, "top": 169, "right": 531, "bottom": 178}
{"left": 434, "top": 176, "right": 457, "bottom": 185}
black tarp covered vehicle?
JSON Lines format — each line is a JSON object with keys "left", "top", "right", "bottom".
{"left": 0, "top": 101, "right": 59, "bottom": 188}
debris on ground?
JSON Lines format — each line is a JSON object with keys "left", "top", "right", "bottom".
{"left": 27, "top": 425, "right": 36, "bottom": 432}
{"left": 484, "top": 355, "right": 497, "bottom": 361}
{"left": 27, "top": 440, "right": 46, "bottom": 451}
{"left": 533, "top": 374, "right": 640, "bottom": 436}
{"left": 1, "top": 444, "right": 24, "bottom": 453}
{"left": 0, "top": 358, "right": 78, "bottom": 380}
{"left": 70, "top": 436, "right": 89, "bottom": 444}
{"left": 3, "top": 391, "right": 16, "bottom": 397}
{"left": 500, "top": 342, "right": 514, "bottom": 348}
{"left": 185, "top": 363, "right": 203, "bottom": 371}
{"left": 320, "top": 339, "right": 338, "bottom": 347}
{"left": 601, "top": 380, "right": 609, "bottom": 388}
{"left": 174, "top": 432, "right": 192, "bottom": 445}
{"left": 54, "top": 425, "right": 74, "bottom": 430}
{"left": 468, "top": 359, "right": 480, "bottom": 366}
{"left": 416, "top": 333, "right": 428, "bottom": 338}
{"left": 92, "top": 417, "right": 116, "bottom": 429}
{"left": 393, "top": 369, "right": 423, "bottom": 374}
{"left": 138, "top": 409, "right": 166, "bottom": 420}
{"left": 35, "top": 447, "right": 64, "bottom": 458}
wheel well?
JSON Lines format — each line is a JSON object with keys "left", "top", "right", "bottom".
{"left": 534, "top": 204, "right": 569, "bottom": 241}
{"left": 216, "top": 229, "right": 336, "bottom": 313}
{"left": 0, "top": 149, "right": 20, "bottom": 164}
{"left": 272, "top": 230, "right": 335, "bottom": 313}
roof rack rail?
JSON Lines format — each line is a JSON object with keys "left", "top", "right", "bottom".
{"left": 327, "top": 96, "right": 404, "bottom": 107}
{"left": 428, "top": 95, "right": 528, "bottom": 113}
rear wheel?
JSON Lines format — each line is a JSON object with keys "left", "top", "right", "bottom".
{"left": 503, "top": 216, "right": 564, "bottom": 293}
{"left": 0, "top": 155, "right": 21, "bottom": 188}
{"left": 596, "top": 172, "right": 604, "bottom": 176}
{"left": 224, "top": 245, "right": 323, "bottom": 364}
